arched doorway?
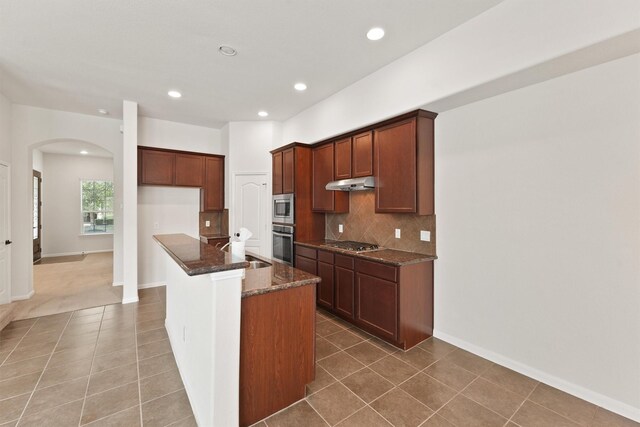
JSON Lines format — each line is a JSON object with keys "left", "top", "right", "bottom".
{"left": 13, "top": 139, "right": 122, "bottom": 319}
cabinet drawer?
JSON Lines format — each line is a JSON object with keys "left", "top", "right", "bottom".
{"left": 295, "top": 255, "right": 317, "bottom": 275}
{"left": 317, "top": 250, "right": 334, "bottom": 264}
{"left": 355, "top": 259, "right": 397, "bottom": 282}
{"left": 334, "top": 254, "right": 354, "bottom": 270}
{"left": 296, "top": 245, "right": 317, "bottom": 260}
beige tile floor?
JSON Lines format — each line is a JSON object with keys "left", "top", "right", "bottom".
{"left": 2, "top": 288, "right": 637, "bottom": 427}
{"left": 256, "top": 310, "right": 639, "bottom": 427}
{"left": 0, "top": 287, "right": 194, "bottom": 427}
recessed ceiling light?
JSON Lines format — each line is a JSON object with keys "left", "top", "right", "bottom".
{"left": 258, "top": 111, "right": 269, "bottom": 117}
{"left": 168, "top": 90, "right": 182, "bottom": 98}
{"left": 294, "top": 82, "right": 307, "bottom": 91}
{"left": 219, "top": 45, "right": 237, "bottom": 56}
{"left": 80, "top": 150, "right": 88, "bottom": 155}
{"left": 97, "top": 109, "right": 108, "bottom": 115}
{"left": 366, "top": 27, "right": 385, "bottom": 41}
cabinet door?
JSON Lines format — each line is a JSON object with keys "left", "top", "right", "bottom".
{"left": 282, "top": 148, "right": 295, "bottom": 194}
{"left": 201, "top": 157, "right": 224, "bottom": 211}
{"left": 312, "top": 144, "right": 335, "bottom": 211}
{"left": 272, "top": 152, "right": 283, "bottom": 195}
{"left": 374, "top": 118, "right": 417, "bottom": 213}
{"left": 334, "top": 137, "right": 352, "bottom": 180}
{"left": 356, "top": 273, "right": 398, "bottom": 340}
{"left": 352, "top": 131, "right": 373, "bottom": 178}
{"left": 140, "top": 149, "right": 175, "bottom": 185}
{"left": 312, "top": 144, "right": 349, "bottom": 212}
{"left": 335, "top": 266, "right": 354, "bottom": 318}
{"left": 317, "top": 261, "right": 334, "bottom": 310}
{"left": 175, "top": 153, "right": 205, "bottom": 187}
{"left": 294, "top": 255, "right": 317, "bottom": 275}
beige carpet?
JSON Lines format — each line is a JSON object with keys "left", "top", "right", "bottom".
{"left": 13, "top": 252, "right": 122, "bottom": 320}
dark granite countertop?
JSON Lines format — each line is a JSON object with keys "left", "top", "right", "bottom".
{"left": 154, "top": 234, "right": 248, "bottom": 275}
{"left": 295, "top": 240, "right": 437, "bottom": 266}
{"left": 154, "top": 233, "right": 320, "bottom": 298}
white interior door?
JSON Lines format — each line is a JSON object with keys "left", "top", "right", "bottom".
{"left": 232, "top": 174, "right": 269, "bottom": 256}
{"left": 0, "top": 164, "right": 10, "bottom": 304}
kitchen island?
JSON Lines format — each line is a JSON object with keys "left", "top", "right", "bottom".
{"left": 154, "top": 234, "right": 320, "bottom": 427}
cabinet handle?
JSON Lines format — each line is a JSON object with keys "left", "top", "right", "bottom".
{"left": 5, "top": 240, "right": 11, "bottom": 245}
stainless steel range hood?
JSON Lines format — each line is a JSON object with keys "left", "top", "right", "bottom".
{"left": 325, "top": 176, "right": 375, "bottom": 191}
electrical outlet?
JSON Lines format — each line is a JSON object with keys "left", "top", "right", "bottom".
{"left": 338, "top": 224, "right": 344, "bottom": 233}
{"left": 395, "top": 228, "right": 401, "bottom": 239}
{"left": 205, "top": 220, "right": 210, "bottom": 227}
{"left": 420, "top": 230, "right": 431, "bottom": 241}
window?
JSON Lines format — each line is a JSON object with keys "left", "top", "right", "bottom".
{"left": 81, "top": 180, "right": 114, "bottom": 234}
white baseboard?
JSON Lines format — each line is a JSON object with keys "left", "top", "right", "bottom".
{"left": 12, "top": 290, "right": 35, "bottom": 301}
{"left": 42, "top": 249, "right": 113, "bottom": 257}
{"left": 433, "top": 329, "right": 640, "bottom": 423}
{"left": 121, "top": 296, "right": 139, "bottom": 304}
{"left": 138, "top": 281, "right": 166, "bottom": 289}
{"left": 112, "top": 282, "right": 123, "bottom": 287}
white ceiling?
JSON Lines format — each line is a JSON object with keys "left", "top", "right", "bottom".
{"left": 38, "top": 141, "right": 113, "bottom": 158}
{"left": 0, "top": 0, "right": 502, "bottom": 128}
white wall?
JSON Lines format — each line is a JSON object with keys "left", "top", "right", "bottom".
{"left": 435, "top": 54, "right": 640, "bottom": 417}
{"left": 41, "top": 153, "right": 113, "bottom": 256}
{"left": 10, "top": 105, "right": 123, "bottom": 299}
{"left": 281, "top": 0, "right": 640, "bottom": 145}
{"left": 0, "top": 92, "right": 11, "bottom": 164}
{"left": 137, "top": 117, "right": 223, "bottom": 286}
{"left": 32, "top": 149, "right": 43, "bottom": 172}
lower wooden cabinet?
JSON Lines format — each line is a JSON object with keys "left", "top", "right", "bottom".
{"left": 317, "top": 261, "right": 334, "bottom": 310}
{"left": 294, "top": 244, "right": 434, "bottom": 350}
{"left": 335, "top": 266, "right": 355, "bottom": 318}
{"left": 355, "top": 273, "right": 397, "bottom": 341}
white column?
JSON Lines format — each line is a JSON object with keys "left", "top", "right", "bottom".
{"left": 122, "top": 100, "right": 138, "bottom": 303}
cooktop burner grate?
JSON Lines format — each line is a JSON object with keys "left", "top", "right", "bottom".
{"left": 322, "top": 240, "right": 380, "bottom": 252}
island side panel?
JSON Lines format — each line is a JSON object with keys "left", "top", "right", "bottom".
{"left": 239, "top": 284, "right": 316, "bottom": 427}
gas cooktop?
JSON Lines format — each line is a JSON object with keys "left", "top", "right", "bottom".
{"left": 322, "top": 241, "right": 380, "bottom": 253}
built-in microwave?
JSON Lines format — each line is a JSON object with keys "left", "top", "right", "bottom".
{"left": 273, "top": 194, "right": 294, "bottom": 224}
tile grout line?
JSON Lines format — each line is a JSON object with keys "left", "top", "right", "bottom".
{"left": 14, "top": 313, "right": 75, "bottom": 424}
{"left": 506, "top": 383, "right": 538, "bottom": 426}
{"left": 0, "top": 319, "right": 40, "bottom": 367}
{"left": 78, "top": 306, "right": 106, "bottom": 426}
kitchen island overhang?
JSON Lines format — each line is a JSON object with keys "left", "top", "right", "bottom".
{"left": 154, "top": 233, "right": 320, "bottom": 427}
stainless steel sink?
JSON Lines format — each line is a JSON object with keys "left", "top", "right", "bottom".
{"left": 245, "top": 255, "right": 271, "bottom": 269}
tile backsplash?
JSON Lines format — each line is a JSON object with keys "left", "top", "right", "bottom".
{"left": 326, "top": 192, "right": 436, "bottom": 255}
{"left": 199, "top": 209, "right": 229, "bottom": 236}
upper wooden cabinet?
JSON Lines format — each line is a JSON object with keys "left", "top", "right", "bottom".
{"left": 334, "top": 137, "right": 352, "bottom": 180}
{"left": 352, "top": 131, "right": 373, "bottom": 178}
{"left": 270, "top": 144, "right": 326, "bottom": 241}
{"left": 272, "top": 151, "right": 283, "bottom": 195}
{"left": 312, "top": 143, "right": 349, "bottom": 213}
{"left": 175, "top": 153, "right": 204, "bottom": 187}
{"left": 374, "top": 113, "right": 435, "bottom": 214}
{"left": 139, "top": 149, "right": 175, "bottom": 186}
{"left": 282, "top": 148, "right": 295, "bottom": 193}
{"left": 201, "top": 156, "right": 225, "bottom": 211}
{"left": 272, "top": 148, "right": 295, "bottom": 195}
{"left": 138, "top": 146, "right": 225, "bottom": 211}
